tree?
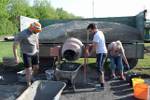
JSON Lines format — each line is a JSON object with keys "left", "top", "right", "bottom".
{"left": 0, "top": 0, "right": 18, "bottom": 35}
{"left": 33, "top": 0, "right": 80, "bottom": 19}
{"left": 0, "top": 0, "right": 81, "bottom": 35}
{"left": 56, "top": 8, "right": 79, "bottom": 19}
{"left": 8, "top": 0, "right": 34, "bottom": 19}
{"left": 0, "top": 0, "right": 9, "bottom": 18}
{"left": 33, "top": 0, "right": 59, "bottom": 19}
{"left": 7, "top": 0, "right": 33, "bottom": 33}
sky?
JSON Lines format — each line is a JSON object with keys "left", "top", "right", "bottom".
{"left": 30, "top": 0, "right": 150, "bottom": 18}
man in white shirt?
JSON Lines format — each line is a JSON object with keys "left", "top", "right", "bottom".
{"left": 87, "top": 23, "right": 107, "bottom": 88}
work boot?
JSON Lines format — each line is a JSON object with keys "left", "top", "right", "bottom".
{"left": 100, "top": 83, "right": 105, "bottom": 88}
{"left": 112, "top": 75, "right": 118, "bottom": 80}
{"left": 95, "top": 84, "right": 104, "bottom": 91}
{"left": 27, "top": 81, "right": 32, "bottom": 87}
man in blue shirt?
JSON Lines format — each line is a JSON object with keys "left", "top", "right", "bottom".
{"left": 13, "top": 22, "right": 42, "bottom": 86}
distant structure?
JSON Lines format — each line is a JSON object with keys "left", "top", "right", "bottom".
{"left": 145, "top": 20, "right": 150, "bottom": 41}
{"left": 144, "top": 10, "right": 150, "bottom": 41}
{"left": 92, "top": 0, "right": 94, "bottom": 18}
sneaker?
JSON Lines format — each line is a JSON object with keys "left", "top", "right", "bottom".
{"left": 100, "top": 83, "right": 104, "bottom": 88}
{"left": 112, "top": 76, "right": 118, "bottom": 80}
{"left": 95, "top": 84, "right": 102, "bottom": 91}
{"left": 95, "top": 84, "right": 104, "bottom": 91}
{"left": 120, "top": 75, "right": 126, "bottom": 80}
{"left": 27, "top": 81, "right": 32, "bottom": 87}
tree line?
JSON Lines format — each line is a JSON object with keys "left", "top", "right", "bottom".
{"left": 0, "top": 0, "right": 81, "bottom": 35}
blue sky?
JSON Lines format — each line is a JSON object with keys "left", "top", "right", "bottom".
{"left": 30, "top": 0, "right": 150, "bottom": 18}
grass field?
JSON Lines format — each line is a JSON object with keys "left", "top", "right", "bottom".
{"left": 0, "top": 41, "right": 14, "bottom": 61}
{"left": 0, "top": 41, "right": 150, "bottom": 75}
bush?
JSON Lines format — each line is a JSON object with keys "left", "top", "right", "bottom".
{"left": 0, "top": 18, "right": 18, "bottom": 35}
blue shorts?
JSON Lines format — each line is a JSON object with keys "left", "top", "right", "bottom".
{"left": 22, "top": 53, "right": 39, "bottom": 68}
{"left": 96, "top": 53, "right": 107, "bottom": 73}
{"left": 109, "top": 56, "right": 124, "bottom": 72}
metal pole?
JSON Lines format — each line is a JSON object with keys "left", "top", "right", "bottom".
{"left": 83, "top": 31, "right": 90, "bottom": 83}
{"left": 92, "top": 0, "right": 94, "bottom": 18}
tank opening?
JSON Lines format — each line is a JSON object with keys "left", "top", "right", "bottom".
{"left": 63, "top": 50, "right": 78, "bottom": 61}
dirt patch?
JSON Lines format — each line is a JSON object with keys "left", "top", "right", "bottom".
{"left": 144, "top": 46, "right": 150, "bottom": 53}
{"left": 58, "top": 62, "right": 81, "bottom": 71}
{"left": 61, "top": 70, "right": 136, "bottom": 100}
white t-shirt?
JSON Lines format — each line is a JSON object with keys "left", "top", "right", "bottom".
{"left": 108, "top": 41, "right": 124, "bottom": 56}
{"left": 93, "top": 31, "right": 107, "bottom": 54}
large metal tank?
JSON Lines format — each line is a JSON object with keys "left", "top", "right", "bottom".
{"left": 62, "top": 37, "right": 84, "bottom": 61}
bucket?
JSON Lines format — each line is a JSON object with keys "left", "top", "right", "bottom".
{"left": 132, "top": 78, "right": 145, "bottom": 87}
{"left": 45, "top": 69, "right": 54, "bottom": 80}
{"left": 133, "top": 83, "right": 149, "bottom": 100}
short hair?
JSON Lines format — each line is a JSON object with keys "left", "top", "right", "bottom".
{"left": 87, "top": 23, "right": 97, "bottom": 30}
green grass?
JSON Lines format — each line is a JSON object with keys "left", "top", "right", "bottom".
{"left": 138, "top": 43, "right": 150, "bottom": 67}
{"left": 0, "top": 41, "right": 14, "bottom": 62}
{"left": 137, "top": 54, "right": 150, "bottom": 67}
{"left": 144, "top": 43, "right": 150, "bottom": 47}
{"left": 0, "top": 41, "right": 22, "bottom": 62}
{"left": 128, "top": 54, "right": 150, "bottom": 75}
{"left": 128, "top": 43, "right": 150, "bottom": 75}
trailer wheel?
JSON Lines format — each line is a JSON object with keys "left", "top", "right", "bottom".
{"left": 106, "top": 58, "right": 138, "bottom": 71}
{"left": 126, "top": 59, "right": 138, "bottom": 70}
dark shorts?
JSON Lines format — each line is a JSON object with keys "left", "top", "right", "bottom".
{"left": 96, "top": 53, "right": 107, "bottom": 73}
{"left": 22, "top": 53, "right": 39, "bottom": 68}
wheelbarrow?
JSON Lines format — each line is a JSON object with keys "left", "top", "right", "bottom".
{"left": 55, "top": 62, "right": 82, "bottom": 90}
{"left": 17, "top": 80, "right": 66, "bottom": 100}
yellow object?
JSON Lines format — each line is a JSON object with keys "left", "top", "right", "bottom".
{"left": 133, "top": 83, "right": 149, "bottom": 100}
{"left": 132, "top": 78, "right": 145, "bottom": 87}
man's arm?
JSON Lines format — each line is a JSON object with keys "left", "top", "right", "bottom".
{"left": 36, "top": 34, "right": 39, "bottom": 52}
{"left": 121, "top": 49, "right": 130, "bottom": 69}
{"left": 13, "top": 42, "right": 20, "bottom": 64}
{"left": 88, "top": 42, "right": 97, "bottom": 56}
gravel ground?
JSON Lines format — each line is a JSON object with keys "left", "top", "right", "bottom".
{"left": 0, "top": 57, "right": 149, "bottom": 99}
{"left": 60, "top": 68, "right": 136, "bottom": 100}
{"left": 0, "top": 67, "right": 149, "bottom": 100}
{"left": 0, "top": 69, "right": 149, "bottom": 100}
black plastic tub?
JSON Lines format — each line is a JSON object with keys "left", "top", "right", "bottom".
{"left": 55, "top": 62, "right": 82, "bottom": 89}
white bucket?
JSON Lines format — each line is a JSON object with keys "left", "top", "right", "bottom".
{"left": 45, "top": 70, "right": 54, "bottom": 80}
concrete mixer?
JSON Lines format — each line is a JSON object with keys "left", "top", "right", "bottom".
{"left": 61, "top": 37, "right": 84, "bottom": 61}
{"left": 50, "top": 38, "right": 84, "bottom": 90}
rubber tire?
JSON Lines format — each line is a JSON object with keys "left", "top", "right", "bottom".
{"left": 124, "top": 58, "right": 138, "bottom": 71}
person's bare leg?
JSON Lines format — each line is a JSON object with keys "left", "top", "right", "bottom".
{"left": 25, "top": 67, "right": 32, "bottom": 86}
{"left": 32, "top": 65, "right": 39, "bottom": 75}
{"left": 112, "top": 70, "right": 117, "bottom": 78}
{"left": 99, "top": 71, "right": 104, "bottom": 83}
{"left": 99, "top": 71, "right": 105, "bottom": 87}
{"left": 120, "top": 71, "right": 126, "bottom": 80}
